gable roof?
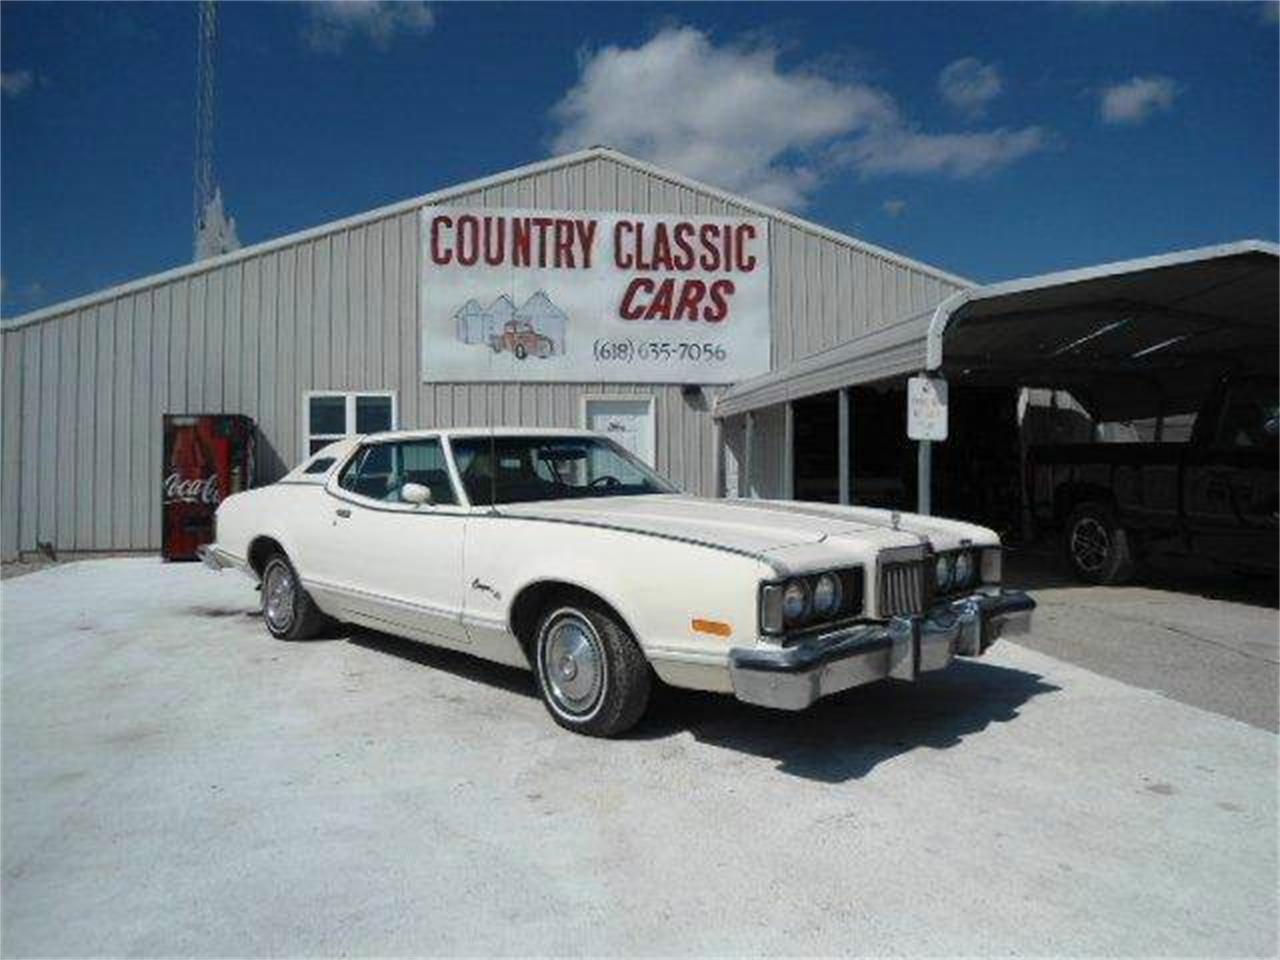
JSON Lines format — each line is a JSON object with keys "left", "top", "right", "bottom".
{"left": 4, "top": 146, "right": 969, "bottom": 331}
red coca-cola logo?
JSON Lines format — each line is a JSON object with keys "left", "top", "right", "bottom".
{"left": 164, "top": 472, "right": 220, "bottom": 505}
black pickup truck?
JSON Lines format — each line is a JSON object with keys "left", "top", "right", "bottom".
{"left": 1026, "top": 374, "right": 1277, "bottom": 583}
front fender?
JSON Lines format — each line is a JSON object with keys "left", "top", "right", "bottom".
{"left": 464, "top": 515, "right": 771, "bottom": 663}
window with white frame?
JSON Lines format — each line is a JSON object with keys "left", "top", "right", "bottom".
{"left": 303, "top": 391, "right": 397, "bottom": 457}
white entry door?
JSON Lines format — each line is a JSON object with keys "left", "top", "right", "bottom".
{"left": 583, "top": 397, "right": 656, "bottom": 466}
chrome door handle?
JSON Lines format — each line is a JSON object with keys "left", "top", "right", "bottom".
{"left": 335, "top": 508, "right": 351, "bottom": 519}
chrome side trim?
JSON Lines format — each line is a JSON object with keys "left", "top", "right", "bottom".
{"left": 301, "top": 576, "right": 460, "bottom": 624}
{"left": 643, "top": 644, "right": 731, "bottom": 667}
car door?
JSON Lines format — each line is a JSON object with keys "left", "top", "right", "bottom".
{"left": 318, "top": 437, "right": 470, "bottom": 647}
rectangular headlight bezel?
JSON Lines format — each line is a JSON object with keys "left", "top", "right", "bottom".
{"left": 758, "top": 566, "right": 865, "bottom": 638}
{"left": 980, "top": 546, "right": 1002, "bottom": 584}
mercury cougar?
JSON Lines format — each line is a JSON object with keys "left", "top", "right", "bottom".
{"left": 201, "top": 428, "right": 1035, "bottom": 737}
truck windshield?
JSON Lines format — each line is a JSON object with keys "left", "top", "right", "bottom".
{"left": 450, "top": 435, "right": 676, "bottom": 506}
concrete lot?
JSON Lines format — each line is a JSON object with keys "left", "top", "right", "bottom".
{"left": 2, "top": 558, "right": 1277, "bottom": 957}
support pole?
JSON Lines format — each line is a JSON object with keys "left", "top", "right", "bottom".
{"left": 744, "top": 412, "right": 755, "bottom": 499}
{"left": 917, "top": 440, "right": 932, "bottom": 515}
{"left": 838, "top": 388, "right": 851, "bottom": 505}
{"left": 782, "top": 401, "right": 795, "bottom": 500}
{"left": 711, "top": 417, "right": 724, "bottom": 498}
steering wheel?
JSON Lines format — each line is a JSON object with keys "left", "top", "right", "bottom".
{"left": 588, "top": 474, "right": 621, "bottom": 490}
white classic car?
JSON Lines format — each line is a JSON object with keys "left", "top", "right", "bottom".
{"left": 201, "top": 428, "right": 1034, "bottom": 737}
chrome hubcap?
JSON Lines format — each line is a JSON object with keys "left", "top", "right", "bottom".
{"left": 541, "top": 613, "right": 604, "bottom": 716}
{"left": 264, "top": 564, "right": 296, "bottom": 632}
{"left": 1071, "top": 518, "right": 1111, "bottom": 573}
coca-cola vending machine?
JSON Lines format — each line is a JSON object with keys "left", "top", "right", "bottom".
{"left": 162, "top": 414, "right": 256, "bottom": 561}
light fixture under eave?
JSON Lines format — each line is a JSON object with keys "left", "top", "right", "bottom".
{"left": 1047, "top": 317, "right": 1132, "bottom": 358}
{"left": 1131, "top": 333, "right": 1193, "bottom": 359}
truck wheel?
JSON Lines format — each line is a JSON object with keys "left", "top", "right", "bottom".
{"left": 1065, "top": 502, "right": 1135, "bottom": 585}
{"left": 514, "top": 344, "right": 528, "bottom": 360}
{"left": 261, "top": 553, "right": 331, "bottom": 640}
{"left": 533, "top": 600, "right": 651, "bottom": 737}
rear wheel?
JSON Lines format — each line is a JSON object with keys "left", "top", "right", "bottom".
{"left": 514, "top": 343, "right": 528, "bottom": 360}
{"left": 533, "top": 600, "right": 651, "bottom": 737}
{"left": 1065, "top": 502, "right": 1134, "bottom": 585}
{"left": 261, "top": 553, "right": 331, "bottom": 640}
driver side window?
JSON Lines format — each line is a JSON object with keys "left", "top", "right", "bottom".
{"left": 339, "top": 439, "right": 458, "bottom": 505}
{"left": 1214, "top": 379, "right": 1279, "bottom": 450}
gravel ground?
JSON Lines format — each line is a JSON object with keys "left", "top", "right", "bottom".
{"left": 2, "top": 558, "right": 1276, "bottom": 957}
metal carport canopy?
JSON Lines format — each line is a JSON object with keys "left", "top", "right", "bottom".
{"left": 714, "top": 239, "right": 1279, "bottom": 420}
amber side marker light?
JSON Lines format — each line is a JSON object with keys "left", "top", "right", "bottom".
{"left": 691, "top": 618, "right": 733, "bottom": 638}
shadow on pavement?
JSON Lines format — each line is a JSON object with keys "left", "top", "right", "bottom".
{"left": 636, "top": 659, "right": 1059, "bottom": 782}
{"left": 347, "top": 626, "right": 1058, "bottom": 783}
{"left": 347, "top": 629, "right": 538, "bottom": 700}
{"left": 1005, "top": 546, "right": 1278, "bottom": 609}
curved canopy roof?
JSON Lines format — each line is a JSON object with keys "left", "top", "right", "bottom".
{"left": 715, "top": 240, "right": 1278, "bottom": 421}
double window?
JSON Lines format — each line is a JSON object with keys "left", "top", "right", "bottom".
{"left": 303, "top": 391, "right": 396, "bottom": 457}
{"left": 338, "top": 438, "right": 458, "bottom": 506}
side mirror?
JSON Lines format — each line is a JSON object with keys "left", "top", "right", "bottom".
{"left": 401, "top": 482, "right": 433, "bottom": 506}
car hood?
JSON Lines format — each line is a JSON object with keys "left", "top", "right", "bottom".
{"left": 501, "top": 495, "right": 997, "bottom": 571}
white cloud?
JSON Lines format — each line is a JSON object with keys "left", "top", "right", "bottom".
{"left": 938, "top": 57, "right": 1002, "bottom": 117}
{"left": 1099, "top": 75, "right": 1178, "bottom": 124}
{"left": 551, "top": 28, "right": 894, "bottom": 209}
{"left": 849, "top": 126, "right": 1054, "bottom": 178}
{"left": 302, "top": 1, "right": 434, "bottom": 54}
{"left": 1, "top": 69, "right": 34, "bottom": 98}
{"left": 551, "top": 28, "right": 1051, "bottom": 209}
{"left": 882, "top": 199, "right": 907, "bottom": 218}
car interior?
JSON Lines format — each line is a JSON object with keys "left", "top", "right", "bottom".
{"left": 339, "top": 441, "right": 458, "bottom": 505}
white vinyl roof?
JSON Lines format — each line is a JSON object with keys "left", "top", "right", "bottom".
{"left": 715, "top": 239, "right": 1279, "bottom": 420}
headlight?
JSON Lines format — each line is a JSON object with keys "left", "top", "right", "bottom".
{"left": 935, "top": 553, "right": 955, "bottom": 592}
{"left": 812, "top": 573, "right": 842, "bottom": 616}
{"left": 782, "top": 579, "right": 811, "bottom": 624}
{"left": 953, "top": 550, "right": 974, "bottom": 587}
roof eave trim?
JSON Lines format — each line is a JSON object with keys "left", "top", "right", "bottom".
{"left": 4, "top": 145, "right": 975, "bottom": 331}
{"left": 3, "top": 146, "right": 610, "bottom": 330}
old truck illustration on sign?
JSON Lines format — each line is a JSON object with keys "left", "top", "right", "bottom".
{"left": 454, "top": 291, "right": 567, "bottom": 360}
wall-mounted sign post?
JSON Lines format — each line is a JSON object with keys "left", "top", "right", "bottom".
{"left": 907, "top": 374, "right": 948, "bottom": 442}
{"left": 907, "top": 374, "right": 948, "bottom": 515}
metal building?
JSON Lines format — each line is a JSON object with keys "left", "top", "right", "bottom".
{"left": 0, "top": 147, "right": 966, "bottom": 560}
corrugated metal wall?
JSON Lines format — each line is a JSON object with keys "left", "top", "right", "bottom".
{"left": 0, "top": 152, "right": 963, "bottom": 558}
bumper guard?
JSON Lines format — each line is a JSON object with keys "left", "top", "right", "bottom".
{"left": 729, "top": 589, "right": 1035, "bottom": 710}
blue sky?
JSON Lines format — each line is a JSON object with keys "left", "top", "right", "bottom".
{"left": 2, "top": 1, "right": 1276, "bottom": 317}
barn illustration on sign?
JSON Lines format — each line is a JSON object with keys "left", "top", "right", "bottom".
{"left": 454, "top": 291, "right": 568, "bottom": 360}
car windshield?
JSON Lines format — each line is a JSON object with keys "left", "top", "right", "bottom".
{"left": 450, "top": 435, "right": 676, "bottom": 506}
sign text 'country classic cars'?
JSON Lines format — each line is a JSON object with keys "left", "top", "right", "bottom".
{"left": 420, "top": 207, "right": 771, "bottom": 384}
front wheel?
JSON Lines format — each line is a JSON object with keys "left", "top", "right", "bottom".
{"left": 533, "top": 600, "right": 651, "bottom": 737}
{"left": 1065, "top": 502, "right": 1134, "bottom": 585}
{"left": 261, "top": 553, "right": 331, "bottom": 640}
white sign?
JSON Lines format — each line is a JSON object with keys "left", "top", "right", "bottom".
{"left": 907, "top": 375, "right": 949, "bottom": 441}
{"left": 420, "top": 207, "right": 770, "bottom": 384}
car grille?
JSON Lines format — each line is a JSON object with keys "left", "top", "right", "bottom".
{"left": 879, "top": 559, "right": 928, "bottom": 618}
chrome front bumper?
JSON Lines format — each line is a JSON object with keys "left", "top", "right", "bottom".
{"left": 728, "top": 589, "right": 1035, "bottom": 711}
